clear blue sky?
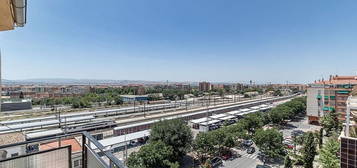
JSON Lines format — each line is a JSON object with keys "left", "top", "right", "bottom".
{"left": 1, "top": 0, "right": 357, "bottom": 84}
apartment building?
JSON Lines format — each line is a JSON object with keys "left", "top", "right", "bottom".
{"left": 199, "top": 82, "right": 212, "bottom": 92}
{"left": 271, "top": 84, "right": 307, "bottom": 92}
{"left": 175, "top": 84, "right": 191, "bottom": 90}
{"left": 307, "top": 75, "right": 357, "bottom": 124}
{"left": 2, "top": 85, "right": 91, "bottom": 99}
{"left": 211, "top": 84, "right": 224, "bottom": 90}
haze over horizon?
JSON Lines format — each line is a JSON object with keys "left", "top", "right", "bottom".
{"left": 2, "top": 0, "right": 357, "bottom": 83}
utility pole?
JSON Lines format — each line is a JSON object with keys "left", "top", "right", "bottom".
{"left": 144, "top": 101, "right": 146, "bottom": 118}
{"left": 133, "top": 99, "right": 136, "bottom": 113}
{"left": 123, "top": 134, "right": 128, "bottom": 164}
{"left": 185, "top": 98, "right": 188, "bottom": 111}
{"left": 208, "top": 92, "right": 211, "bottom": 106}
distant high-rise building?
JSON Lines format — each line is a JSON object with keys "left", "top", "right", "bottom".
{"left": 199, "top": 82, "right": 211, "bottom": 92}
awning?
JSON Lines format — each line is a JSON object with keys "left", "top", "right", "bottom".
{"left": 337, "top": 91, "right": 350, "bottom": 94}
{"left": 323, "top": 106, "right": 334, "bottom": 111}
{"left": 316, "top": 95, "right": 322, "bottom": 99}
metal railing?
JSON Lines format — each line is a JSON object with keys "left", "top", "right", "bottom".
{"left": 0, "top": 131, "right": 126, "bottom": 168}
{"left": 82, "top": 131, "right": 127, "bottom": 168}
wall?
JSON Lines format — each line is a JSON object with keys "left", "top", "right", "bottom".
{"left": 307, "top": 86, "right": 324, "bottom": 123}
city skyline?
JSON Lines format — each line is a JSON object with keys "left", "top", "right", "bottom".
{"left": 1, "top": 0, "right": 357, "bottom": 83}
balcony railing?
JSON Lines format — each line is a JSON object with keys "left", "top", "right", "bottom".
{"left": 0, "top": 132, "right": 127, "bottom": 168}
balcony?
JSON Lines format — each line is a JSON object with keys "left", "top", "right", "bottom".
{"left": 0, "top": 132, "right": 126, "bottom": 168}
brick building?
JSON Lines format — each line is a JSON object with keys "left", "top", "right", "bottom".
{"left": 307, "top": 75, "right": 357, "bottom": 124}
{"left": 199, "top": 82, "right": 211, "bottom": 92}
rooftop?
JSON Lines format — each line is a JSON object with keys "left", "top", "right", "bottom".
{"left": 120, "top": 95, "right": 148, "bottom": 98}
{"left": 314, "top": 75, "right": 357, "bottom": 85}
{"left": 0, "top": 132, "right": 25, "bottom": 146}
{"left": 40, "top": 138, "right": 82, "bottom": 153}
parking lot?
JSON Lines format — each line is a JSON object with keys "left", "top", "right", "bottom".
{"left": 280, "top": 116, "right": 321, "bottom": 139}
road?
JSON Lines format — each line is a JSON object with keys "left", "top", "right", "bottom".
{"left": 223, "top": 145, "right": 262, "bottom": 168}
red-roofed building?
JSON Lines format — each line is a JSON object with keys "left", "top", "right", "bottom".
{"left": 307, "top": 75, "right": 357, "bottom": 124}
{"left": 40, "top": 138, "right": 82, "bottom": 168}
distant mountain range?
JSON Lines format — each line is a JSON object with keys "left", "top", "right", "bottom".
{"left": 1, "top": 78, "right": 266, "bottom": 86}
{"left": 1, "top": 78, "right": 201, "bottom": 86}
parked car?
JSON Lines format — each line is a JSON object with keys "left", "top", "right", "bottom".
{"left": 284, "top": 143, "right": 294, "bottom": 149}
{"left": 137, "top": 136, "right": 149, "bottom": 144}
{"left": 283, "top": 138, "right": 295, "bottom": 149}
{"left": 226, "top": 120, "right": 236, "bottom": 125}
{"left": 209, "top": 125, "right": 219, "bottom": 131}
{"left": 291, "top": 130, "right": 304, "bottom": 137}
{"left": 210, "top": 157, "right": 223, "bottom": 167}
{"left": 221, "top": 149, "right": 233, "bottom": 160}
{"left": 129, "top": 140, "right": 137, "bottom": 146}
{"left": 221, "top": 153, "right": 231, "bottom": 160}
{"left": 243, "top": 140, "right": 254, "bottom": 147}
{"left": 247, "top": 147, "right": 256, "bottom": 154}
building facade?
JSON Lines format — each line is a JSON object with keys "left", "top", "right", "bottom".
{"left": 307, "top": 75, "right": 357, "bottom": 124}
{"left": 199, "top": 82, "right": 211, "bottom": 92}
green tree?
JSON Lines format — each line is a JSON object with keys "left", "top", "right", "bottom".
{"left": 240, "top": 113, "right": 264, "bottom": 133}
{"left": 224, "top": 122, "right": 250, "bottom": 140}
{"left": 71, "top": 98, "right": 81, "bottom": 108}
{"left": 269, "top": 108, "right": 286, "bottom": 125}
{"left": 223, "top": 134, "right": 235, "bottom": 148}
{"left": 253, "top": 129, "right": 285, "bottom": 159}
{"left": 273, "top": 89, "right": 282, "bottom": 96}
{"left": 284, "top": 155, "right": 292, "bottom": 168}
{"left": 319, "top": 138, "right": 340, "bottom": 168}
{"left": 318, "top": 128, "right": 323, "bottom": 149}
{"left": 210, "top": 129, "right": 227, "bottom": 155}
{"left": 193, "top": 132, "right": 215, "bottom": 162}
{"left": 301, "top": 132, "right": 317, "bottom": 168}
{"left": 114, "top": 96, "right": 123, "bottom": 105}
{"left": 320, "top": 109, "right": 340, "bottom": 136}
{"left": 150, "top": 119, "right": 193, "bottom": 159}
{"left": 218, "top": 88, "right": 225, "bottom": 97}
{"left": 127, "top": 141, "right": 178, "bottom": 168}
{"left": 19, "top": 91, "right": 24, "bottom": 99}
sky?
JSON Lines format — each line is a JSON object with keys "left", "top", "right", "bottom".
{"left": 1, "top": 0, "right": 357, "bottom": 84}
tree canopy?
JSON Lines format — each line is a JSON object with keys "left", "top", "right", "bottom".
{"left": 301, "top": 132, "right": 317, "bottom": 168}
{"left": 319, "top": 137, "right": 340, "bottom": 168}
{"left": 284, "top": 155, "right": 292, "bottom": 168}
{"left": 150, "top": 119, "right": 193, "bottom": 159}
{"left": 253, "top": 128, "right": 285, "bottom": 159}
{"left": 320, "top": 109, "right": 341, "bottom": 136}
{"left": 127, "top": 141, "right": 179, "bottom": 168}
